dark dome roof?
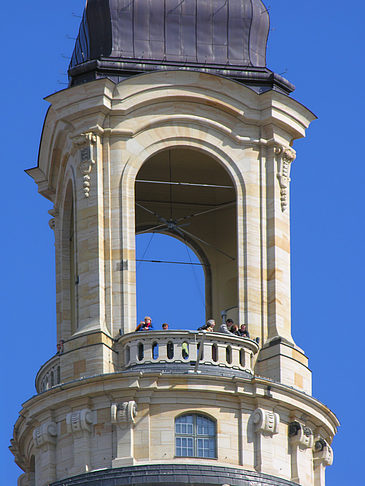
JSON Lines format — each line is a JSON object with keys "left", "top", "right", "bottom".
{"left": 69, "top": 0, "right": 294, "bottom": 94}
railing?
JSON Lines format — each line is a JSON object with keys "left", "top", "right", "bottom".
{"left": 35, "top": 354, "right": 61, "bottom": 393}
{"left": 117, "top": 330, "right": 259, "bottom": 374}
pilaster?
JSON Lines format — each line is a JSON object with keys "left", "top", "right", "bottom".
{"left": 66, "top": 408, "right": 95, "bottom": 476}
{"left": 111, "top": 401, "right": 137, "bottom": 467}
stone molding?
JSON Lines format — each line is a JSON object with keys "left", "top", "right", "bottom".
{"left": 33, "top": 421, "right": 58, "bottom": 448}
{"left": 313, "top": 438, "right": 333, "bottom": 466}
{"left": 252, "top": 408, "right": 279, "bottom": 435}
{"left": 288, "top": 421, "right": 313, "bottom": 448}
{"left": 275, "top": 145, "right": 296, "bottom": 212}
{"left": 111, "top": 401, "right": 137, "bottom": 425}
{"left": 66, "top": 409, "right": 94, "bottom": 434}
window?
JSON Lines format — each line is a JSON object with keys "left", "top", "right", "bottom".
{"left": 175, "top": 414, "right": 216, "bottom": 458}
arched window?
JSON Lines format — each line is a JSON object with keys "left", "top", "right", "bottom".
{"left": 175, "top": 414, "right": 216, "bottom": 458}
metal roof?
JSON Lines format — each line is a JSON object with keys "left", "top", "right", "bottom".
{"left": 69, "top": 0, "right": 294, "bottom": 93}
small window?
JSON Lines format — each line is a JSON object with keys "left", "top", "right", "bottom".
{"left": 212, "top": 343, "right": 218, "bottom": 362}
{"left": 138, "top": 343, "right": 144, "bottom": 361}
{"left": 167, "top": 341, "right": 174, "bottom": 359}
{"left": 182, "top": 342, "right": 189, "bottom": 359}
{"left": 239, "top": 348, "right": 245, "bottom": 367}
{"left": 152, "top": 342, "right": 159, "bottom": 360}
{"left": 175, "top": 414, "right": 216, "bottom": 458}
{"left": 125, "top": 345, "right": 131, "bottom": 364}
{"left": 226, "top": 346, "right": 232, "bottom": 364}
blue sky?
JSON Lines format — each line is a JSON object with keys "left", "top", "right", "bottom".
{"left": 1, "top": 1, "right": 364, "bottom": 485}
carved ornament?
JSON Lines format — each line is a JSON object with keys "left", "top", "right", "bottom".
{"left": 274, "top": 145, "right": 296, "bottom": 212}
{"left": 288, "top": 421, "right": 313, "bottom": 448}
{"left": 33, "top": 421, "right": 58, "bottom": 448}
{"left": 71, "top": 132, "right": 97, "bottom": 199}
{"left": 48, "top": 218, "right": 56, "bottom": 231}
{"left": 66, "top": 409, "right": 94, "bottom": 434}
{"left": 111, "top": 401, "right": 137, "bottom": 425}
{"left": 313, "top": 438, "right": 333, "bottom": 466}
{"left": 252, "top": 408, "right": 279, "bottom": 435}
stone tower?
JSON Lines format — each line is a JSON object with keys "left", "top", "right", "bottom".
{"left": 11, "top": 1, "right": 338, "bottom": 486}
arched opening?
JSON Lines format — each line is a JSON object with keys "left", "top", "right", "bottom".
{"left": 28, "top": 455, "right": 35, "bottom": 486}
{"left": 135, "top": 147, "right": 237, "bottom": 330}
{"left": 61, "top": 181, "right": 78, "bottom": 337}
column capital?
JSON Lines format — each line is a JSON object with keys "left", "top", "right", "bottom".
{"left": 66, "top": 409, "right": 94, "bottom": 434}
{"left": 111, "top": 401, "right": 138, "bottom": 425}
{"left": 252, "top": 408, "right": 279, "bottom": 435}
{"left": 33, "top": 421, "right": 58, "bottom": 448}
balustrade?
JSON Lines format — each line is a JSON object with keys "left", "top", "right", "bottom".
{"left": 118, "top": 330, "right": 259, "bottom": 373}
{"left": 35, "top": 355, "right": 61, "bottom": 393}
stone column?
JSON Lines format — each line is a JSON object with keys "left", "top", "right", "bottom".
{"left": 266, "top": 144, "right": 296, "bottom": 343}
{"left": 32, "top": 421, "right": 58, "bottom": 485}
{"left": 66, "top": 408, "right": 94, "bottom": 476}
{"left": 252, "top": 408, "right": 279, "bottom": 474}
{"left": 313, "top": 438, "right": 333, "bottom": 486}
{"left": 111, "top": 401, "right": 137, "bottom": 467}
{"left": 71, "top": 132, "right": 107, "bottom": 335}
{"left": 288, "top": 421, "right": 314, "bottom": 484}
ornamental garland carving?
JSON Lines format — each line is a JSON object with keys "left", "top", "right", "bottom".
{"left": 33, "top": 421, "right": 58, "bottom": 448}
{"left": 288, "top": 421, "right": 313, "bottom": 448}
{"left": 111, "top": 401, "right": 138, "bottom": 425}
{"left": 252, "top": 408, "right": 279, "bottom": 435}
{"left": 66, "top": 409, "right": 94, "bottom": 434}
{"left": 71, "top": 132, "right": 97, "bottom": 199}
{"left": 274, "top": 145, "right": 296, "bottom": 212}
{"left": 313, "top": 438, "right": 333, "bottom": 466}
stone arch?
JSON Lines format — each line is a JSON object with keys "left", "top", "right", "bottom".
{"left": 60, "top": 176, "right": 78, "bottom": 339}
{"left": 119, "top": 132, "right": 247, "bottom": 333}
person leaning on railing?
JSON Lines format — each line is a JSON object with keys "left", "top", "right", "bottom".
{"left": 238, "top": 324, "right": 250, "bottom": 338}
{"left": 219, "top": 318, "right": 234, "bottom": 334}
{"left": 197, "top": 319, "right": 215, "bottom": 332}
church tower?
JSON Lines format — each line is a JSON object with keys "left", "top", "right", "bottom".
{"left": 11, "top": 1, "right": 338, "bottom": 485}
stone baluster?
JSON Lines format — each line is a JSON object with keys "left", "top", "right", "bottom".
{"left": 144, "top": 340, "right": 153, "bottom": 361}
{"left": 158, "top": 339, "right": 169, "bottom": 360}
{"left": 231, "top": 345, "right": 240, "bottom": 368}
{"left": 175, "top": 340, "right": 184, "bottom": 361}
{"left": 189, "top": 338, "right": 198, "bottom": 362}
{"left": 217, "top": 342, "right": 227, "bottom": 364}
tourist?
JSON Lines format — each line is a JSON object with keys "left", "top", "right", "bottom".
{"left": 238, "top": 324, "right": 250, "bottom": 338}
{"left": 198, "top": 319, "right": 215, "bottom": 332}
{"left": 135, "top": 316, "right": 153, "bottom": 331}
{"left": 219, "top": 318, "right": 234, "bottom": 334}
{"left": 230, "top": 324, "right": 240, "bottom": 336}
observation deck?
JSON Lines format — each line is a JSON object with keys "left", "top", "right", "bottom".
{"left": 35, "top": 330, "right": 259, "bottom": 393}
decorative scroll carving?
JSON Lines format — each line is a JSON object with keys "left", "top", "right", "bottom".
{"left": 72, "top": 132, "right": 97, "bottom": 149}
{"left": 252, "top": 408, "right": 279, "bottom": 435}
{"left": 66, "top": 409, "right": 94, "bottom": 434}
{"left": 288, "top": 421, "right": 313, "bottom": 448}
{"left": 71, "top": 132, "right": 97, "bottom": 198}
{"left": 48, "top": 218, "right": 56, "bottom": 230}
{"left": 111, "top": 401, "right": 137, "bottom": 425}
{"left": 48, "top": 208, "right": 58, "bottom": 231}
{"left": 33, "top": 421, "right": 58, "bottom": 448}
{"left": 275, "top": 145, "right": 296, "bottom": 212}
{"left": 313, "top": 438, "right": 333, "bottom": 466}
